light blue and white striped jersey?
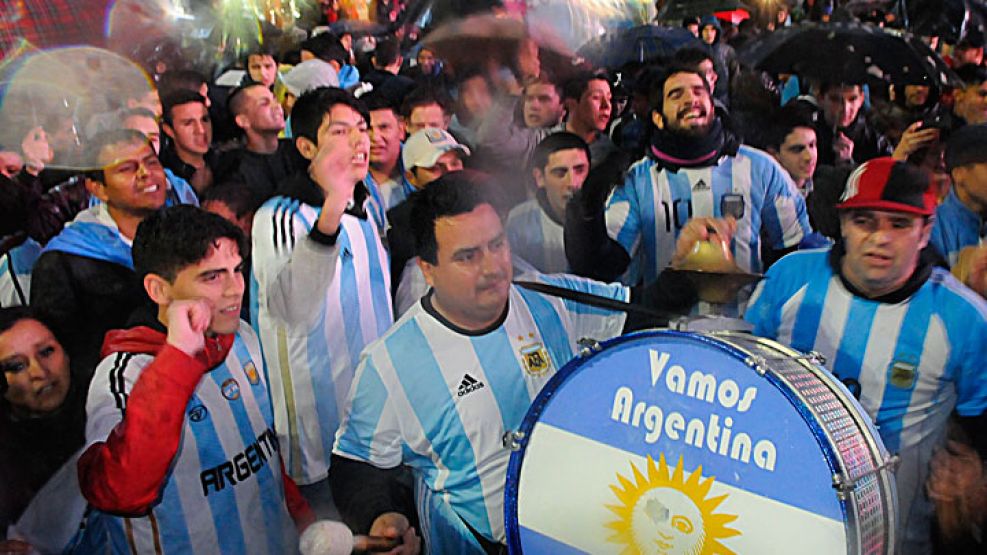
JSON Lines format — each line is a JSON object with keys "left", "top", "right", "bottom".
{"left": 505, "top": 198, "right": 568, "bottom": 274}
{"left": 333, "top": 273, "right": 628, "bottom": 550}
{"left": 85, "top": 324, "right": 297, "bottom": 554}
{"left": 744, "top": 248, "right": 987, "bottom": 553}
{"left": 0, "top": 237, "right": 41, "bottom": 307}
{"left": 606, "top": 146, "right": 811, "bottom": 285}
{"left": 252, "top": 195, "right": 393, "bottom": 484}
{"left": 930, "top": 187, "right": 984, "bottom": 267}
{"left": 364, "top": 155, "right": 413, "bottom": 213}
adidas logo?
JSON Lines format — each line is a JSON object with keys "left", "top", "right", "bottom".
{"left": 457, "top": 374, "right": 485, "bottom": 397}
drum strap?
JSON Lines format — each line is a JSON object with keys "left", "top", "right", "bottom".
{"left": 514, "top": 280, "right": 675, "bottom": 323}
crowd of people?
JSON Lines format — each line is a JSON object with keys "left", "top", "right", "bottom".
{"left": 3, "top": 0, "right": 987, "bottom": 553}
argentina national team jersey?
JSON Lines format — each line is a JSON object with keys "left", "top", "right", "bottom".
{"left": 85, "top": 324, "right": 297, "bottom": 554}
{"left": 605, "top": 146, "right": 810, "bottom": 286}
{"left": 505, "top": 198, "right": 568, "bottom": 274}
{"left": 334, "top": 273, "right": 628, "bottom": 549}
{"left": 252, "top": 195, "right": 393, "bottom": 484}
{"left": 930, "top": 187, "right": 985, "bottom": 267}
{"left": 744, "top": 248, "right": 987, "bottom": 550}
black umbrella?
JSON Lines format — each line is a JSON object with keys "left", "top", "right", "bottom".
{"left": 740, "top": 22, "right": 958, "bottom": 89}
{"left": 577, "top": 25, "right": 702, "bottom": 70}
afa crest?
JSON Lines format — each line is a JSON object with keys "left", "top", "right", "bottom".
{"left": 888, "top": 359, "right": 918, "bottom": 389}
{"left": 243, "top": 361, "right": 261, "bottom": 386}
{"left": 520, "top": 343, "right": 552, "bottom": 377}
{"left": 221, "top": 378, "right": 241, "bottom": 401}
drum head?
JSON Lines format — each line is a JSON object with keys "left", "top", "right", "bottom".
{"left": 505, "top": 330, "right": 878, "bottom": 554}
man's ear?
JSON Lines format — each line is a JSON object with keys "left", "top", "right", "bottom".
{"left": 162, "top": 122, "right": 175, "bottom": 140}
{"left": 418, "top": 257, "right": 436, "bottom": 288}
{"left": 919, "top": 217, "right": 935, "bottom": 250}
{"left": 564, "top": 97, "right": 577, "bottom": 116}
{"left": 295, "top": 136, "right": 318, "bottom": 160}
{"left": 651, "top": 109, "right": 665, "bottom": 130}
{"left": 86, "top": 177, "right": 109, "bottom": 203}
{"left": 532, "top": 168, "right": 546, "bottom": 189}
{"left": 143, "top": 273, "right": 172, "bottom": 306}
{"left": 234, "top": 113, "right": 250, "bottom": 132}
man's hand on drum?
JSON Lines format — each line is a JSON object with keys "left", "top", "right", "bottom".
{"left": 927, "top": 440, "right": 987, "bottom": 539}
{"left": 671, "top": 217, "right": 737, "bottom": 268}
{"left": 369, "top": 512, "right": 421, "bottom": 555}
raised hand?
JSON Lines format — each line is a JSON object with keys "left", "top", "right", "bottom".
{"left": 165, "top": 299, "right": 213, "bottom": 356}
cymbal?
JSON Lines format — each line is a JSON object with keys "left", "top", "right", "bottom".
{"left": 665, "top": 268, "right": 763, "bottom": 304}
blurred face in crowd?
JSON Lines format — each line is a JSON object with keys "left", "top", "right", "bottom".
{"left": 127, "top": 89, "right": 163, "bottom": 119}
{"left": 839, "top": 209, "right": 932, "bottom": 297}
{"left": 152, "top": 238, "right": 245, "bottom": 336}
{"left": 0, "top": 149, "right": 23, "bottom": 178}
{"left": 903, "top": 85, "right": 930, "bottom": 108}
{"left": 369, "top": 107, "right": 404, "bottom": 171}
{"left": 654, "top": 71, "right": 714, "bottom": 137}
{"left": 568, "top": 78, "right": 612, "bottom": 134}
{"left": 686, "top": 22, "right": 699, "bottom": 37}
{"left": 1, "top": 318, "right": 71, "bottom": 418}
{"left": 820, "top": 85, "right": 864, "bottom": 128}
{"left": 953, "top": 80, "right": 987, "bottom": 125}
{"left": 420, "top": 202, "right": 512, "bottom": 330}
{"left": 772, "top": 126, "right": 818, "bottom": 188}
{"left": 91, "top": 140, "right": 168, "bottom": 218}
{"left": 203, "top": 200, "right": 253, "bottom": 240}
{"left": 165, "top": 101, "right": 212, "bottom": 158}
{"left": 534, "top": 147, "right": 590, "bottom": 220}
{"left": 458, "top": 75, "right": 493, "bottom": 123}
{"left": 236, "top": 85, "right": 285, "bottom": 134}
{"left": 950, "top": 161, "right": 987, "bottom": 215}
{"left": 409, "top": 151, "right": 464, "bottom": 189}
{"left": 416, "top": 48, "right": 437, "bottom": 74}
{"left": 248, "top": 54, "right": 279, "bottom": 88}
{"left": 123, "top": 114, "right": 162, "bottom": 154}
{"left": 956, "top": 46, "right": 984, "bottom": 66}
{"left": 523, "top": 82, "right": 564, "bottom": 128}
{"left": 701, "top": 24, "right": 717, "bottom": 44}
{"left": 406, "top": 103, "right": 449, "bottom": 135}
{"left": 698, "top": 58, "right": 718, "bottom": 91}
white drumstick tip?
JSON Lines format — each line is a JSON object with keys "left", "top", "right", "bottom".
{"left": 299, "top": 520, "right": 355, "bottom": 555}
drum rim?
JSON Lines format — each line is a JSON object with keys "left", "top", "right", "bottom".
{"left": 503, "top": 329, "right": 881, "bottom": 552}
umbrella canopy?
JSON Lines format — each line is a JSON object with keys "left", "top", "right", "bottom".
{"left": 577, "top": 25, "right": 702, "bottom": 70}
{"left": 657, "top": 0, "right": 752, "bottom": 21}
{"left": 740, "top": 22, "right": 958, "bottom": 89}
{"left": 421, "top": 12, "right": 577, "bottom": 76}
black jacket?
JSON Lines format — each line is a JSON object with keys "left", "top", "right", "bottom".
{"left": 30, "top": 252, "right": 150, "bottom": 384}
{"left": 218, "top": 139, "right": 308, "bottom": 209}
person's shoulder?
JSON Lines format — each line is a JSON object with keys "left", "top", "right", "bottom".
{"left": 736, "top": 144, "right": 783, "bottom": 169}
{"left": 927, "top": 268, "right": 987, "bottom": 323}
{"left": 768, "top": 247, "right": 831, "bottom": 277}
{"left": 506, "top": 198, "right": 542, "bottom": 223}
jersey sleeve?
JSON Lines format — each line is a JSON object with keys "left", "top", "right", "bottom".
{"left": 757, "top": 154, "right": 812, "bottom": 250}
{"left": 743, "top": 265, "right": 785, "bottom": 340}
{"left": 534, "top": 273, "right": 630, "bottom": 342}
{"left": 605, "top": 168, "right": 644, "bottom": 257}
{"left": 950, "top": 302, "right": 987, "bottom": 417}
{"left": 332, "top": 356, "right": 404, "bottom": 469}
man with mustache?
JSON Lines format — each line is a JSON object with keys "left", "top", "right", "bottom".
{"left": 566, "top": 65, "right": 811, "bottom": 287}
{"left": 744, "top": 157, "right": 987, "bottom": 554}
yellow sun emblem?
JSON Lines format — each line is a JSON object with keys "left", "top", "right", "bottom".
{"left": 605, "top": 454, "right": 741, "bottom": 555}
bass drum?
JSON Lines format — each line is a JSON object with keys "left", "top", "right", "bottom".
{"left": 504, "top": 330, "right": 896, "bottom": 554}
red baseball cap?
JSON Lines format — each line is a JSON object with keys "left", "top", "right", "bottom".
{"left": 836, "top": 157, "right": 936, "bottom": 216}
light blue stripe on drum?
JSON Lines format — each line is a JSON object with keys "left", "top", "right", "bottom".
{"left": 518, "top": 526, "right": 587, "bottom": 554}
{"left": 532, "top": 332, "right": 844, "bottom": 522}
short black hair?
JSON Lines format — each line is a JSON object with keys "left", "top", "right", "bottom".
{"left": 410, "top": 170, "right": 498, "bottom": 264}
{"left": 226, "top": 82, "right": 268, "bottom": 118}
{"left": 161, "top": 90, "right": 207, "bottom": 125}
{"left": 817, "top": 81, "right": 864, "bottom": 97}
{"left": 765, "top": 102, "right": 818, "bottom": 151}
{"left": 301, "top": 33, "right": 348, "bottom": 65}
{"left": 290, "top": 87, "right": 370, "bottom": 145}
{"left": 673, "top": 47, "right": 714, "bottom": 69}
{"left": 956, "top": 64, "right": 987, "bottom": 88}
{"left": 373, "top": 37, "right": 402, "bottom": 68}
{"left": 200, "top": 181, "right": 260, "bottom": 218}
{"left": 243, "top": 44, "right": 278, "bottom": 66}
{"left": 158, "top": 69, "right": 208, "bottom": 100}
{"left": 649, "top": 64, "right": 708, "bottom": 111}
{"left": 531, "top": 132, "right": 591, "bottom": 172}
{"left": 562, "top": 71, "right": 611, "bottom": 103}
{"left": 84, "top": 129, "right": 152, "bottom": 180}
{"left": 524, "top": 70, "right": 564, "bottom": 98}
{"left": 361, "top": 91, "right": 399, "bottom": 114}
{"left": 400, "top": 86, "right": 454, "bottom": 119}
{"left": 133, "top": 205, "right": 247, "bottom": 282}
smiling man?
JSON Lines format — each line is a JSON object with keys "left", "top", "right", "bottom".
{"left": 31, "top": 130, "right": 167, "bottom": 378}
{"left": 566, "top": 65, "right": 811, "bottom": 286}
{"left": 744, "top": 157, "right": 987, "bottom": 554}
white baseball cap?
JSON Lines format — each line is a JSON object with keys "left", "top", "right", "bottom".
{"left": 402, "top": 128, "right": 471, "bottom": 170}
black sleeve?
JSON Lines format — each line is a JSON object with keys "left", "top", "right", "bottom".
{"left": 29, "top": 252, "right": 83, "bottom": 356}
{"left": 564, "top": 153, "right": 632, "bottom": 282}
{"left": 956, "top": 413, "right": 987, "bottom": 461}
{"left": 329, "top": 454, "right": 415, "bottom": 534}
{"left": 623, "top": 271, "right": 698, "bottom": 332}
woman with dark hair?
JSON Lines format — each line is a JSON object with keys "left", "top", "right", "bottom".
{"left": 0, "top": 306, "right": 89, "bottom": 551}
